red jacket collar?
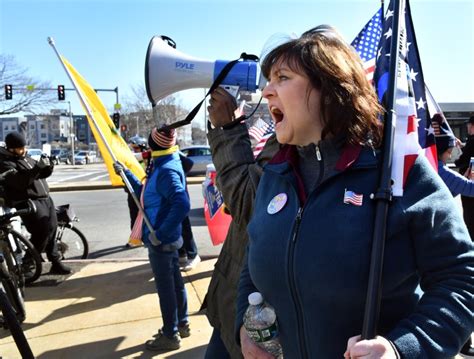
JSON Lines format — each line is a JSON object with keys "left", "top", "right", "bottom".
{"left": 269, "top": 142, "right": 362, "bottom": 170}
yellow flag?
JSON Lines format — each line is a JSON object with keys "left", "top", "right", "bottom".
{"left": 61, "top": 56, "right": 146, "bottom": 186}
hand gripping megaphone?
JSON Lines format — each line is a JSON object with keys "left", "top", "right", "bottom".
{"left": 145, "top": 35, "right": 259, "bottom": 106}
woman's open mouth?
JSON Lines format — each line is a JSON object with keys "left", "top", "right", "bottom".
{"left": 270, "top": 106, "right": 284, "bottom": 124}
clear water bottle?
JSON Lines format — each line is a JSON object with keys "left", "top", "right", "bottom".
{"left": 243, "top": 292, "right": 283, "bottom": 358}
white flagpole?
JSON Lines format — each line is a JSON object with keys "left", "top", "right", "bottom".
{"left": 47, "top": 37, "right": 160, "bottom": 246}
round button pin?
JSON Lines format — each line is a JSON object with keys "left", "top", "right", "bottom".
{"left": 267, "top": 193, "right": 288, "bottom": 214}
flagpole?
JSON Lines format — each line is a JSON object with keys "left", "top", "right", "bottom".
{"left": 361, "top": 0, "right": 405, "bottom": 339}
{"left": 47, "top": 37, "right": 160, "bottom": 246}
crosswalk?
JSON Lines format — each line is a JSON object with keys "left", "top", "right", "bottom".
{"left": 47, "top": 164, "right": 110, "bottom": 185}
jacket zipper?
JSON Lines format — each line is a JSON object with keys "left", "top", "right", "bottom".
{"left": 315, "top": 144, "right": 322, "bottom": 161}
{"left": 288, "top": 206, "right": 309, "bottom": 358}
{"left": 315, "top": 144, "right": 324, "bottom": 188}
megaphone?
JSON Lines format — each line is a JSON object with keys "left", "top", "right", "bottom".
{"left": 145, "top": 36, "right": 259, "bottom": 106}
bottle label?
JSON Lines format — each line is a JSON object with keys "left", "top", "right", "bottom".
{"left": 246, "top": 323, "right": 278, "bottom": 343}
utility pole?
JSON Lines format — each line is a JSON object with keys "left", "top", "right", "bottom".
{"left": 95, "top": 87, "right": 120, "bottom": 108}
{"left": 68, "top": 101, "right": 75, "bottom": 165}
{"left": 204, "top": 88, "right": 208, "bottom": 146}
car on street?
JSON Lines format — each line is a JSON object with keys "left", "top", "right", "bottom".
{"left": 50, "top": 149, "right": 70, "bottom": 165}
{"left": 27, "top": 148, "right": 44, "bottom": 161}
{"left": 180, "top": 145, "right": 213, "bottom": 176}
{"left": 73, "top": 150, "right": 97, "bottom": 165}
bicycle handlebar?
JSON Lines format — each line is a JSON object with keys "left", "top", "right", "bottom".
{"left": 0, "top": 199, "right": 37, "bottom": 222}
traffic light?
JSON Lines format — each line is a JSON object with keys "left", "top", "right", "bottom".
{"left": 112, "top": 113, "right": 120, "bottom": 129}
{"left": 120, "top": 124, "right": 127, "bottom": 132}
{"left": 4, "top": 84, "right": 12, "bottom": 100}
{"left": 57, "top": 85, "right": 65, "bottom": 101}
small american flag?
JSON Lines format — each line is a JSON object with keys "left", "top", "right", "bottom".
{"left": 253, "top": 121, "right": 275, "bottom": 158}
{"left": 343, "top": 189, "right": 364, "bottom": 206}
{"left": 351, "top": 8, "right": 383, "bottom": 83}
{"left": 248, "top": 117, "right": 270, "bottom": 142}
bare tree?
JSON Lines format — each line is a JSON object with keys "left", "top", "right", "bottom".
{"left": 0, "top": 54, "right": 56, "bottom": 115}
{"left": 122, "top": 83, "right": 190, "bottom": 138}
{"left": 191, "top": 126, "right": 207, "bottom": 144}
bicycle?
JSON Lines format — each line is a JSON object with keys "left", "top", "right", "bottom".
{"left": 0, "top": 289, "right": 34, "bottom": 358}
{"left": 2, "top": 220, "right": 42, "bottom": 285}
{"left": 55, "top": 204, "right": 89, "bottom": 260}
{"left": 0, "top": 169, "right": 42, "bottom": 322}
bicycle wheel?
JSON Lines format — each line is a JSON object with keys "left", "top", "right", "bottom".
{"left": 0, "top": 290, "right": 34, "bottom": 358}
{"left": 0, "top": 243, "right": 25, "bottom": 323}
{"left": 10, "top": 231, "right": 42, "bottom": 285}
{"left": 56, "top": 223, "right": 89, "bottom": 259}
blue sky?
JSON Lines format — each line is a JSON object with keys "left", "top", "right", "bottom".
{"left": 1, "top": 0, "right": 473, "bottom": 123}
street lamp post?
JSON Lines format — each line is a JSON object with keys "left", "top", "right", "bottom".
{"left": 204, "top": 88, "right": 208, "bottom": 146}
{"left": 68, "top": 101, "right": 75, "bottom": 165}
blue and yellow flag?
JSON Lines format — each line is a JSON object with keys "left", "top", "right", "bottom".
{"left": 61, "top": 56, "right": 146, "bottom": 186}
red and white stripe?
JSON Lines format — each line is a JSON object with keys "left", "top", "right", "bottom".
{"left": 363, "top": 58, "right": 376, "bottom": 84}
{"left": 253, "top": 133, "right": 273, "bottom": 158}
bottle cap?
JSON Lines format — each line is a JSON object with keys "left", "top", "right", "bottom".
{"left": 248, "top": 292, "right": 263, "bottom": 305}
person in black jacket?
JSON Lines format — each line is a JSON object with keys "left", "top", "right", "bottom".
{"left": 455, "top": 115, "right": 474, "bottom": 240}
{"left": 178, "top": 153, "right": 200, "bottom": 271}
{"left": 0, "top": 131, "right": 71, "bottom": 274}
{"left": 454, "top": 115, "right": 474, "bottom": 356}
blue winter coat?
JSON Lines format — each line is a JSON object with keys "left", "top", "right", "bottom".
{"left": 125, "top": 148, "right": 190, "bottom": 246}
{"left": 237, "top": 144, "right": 474, "bottom": 359}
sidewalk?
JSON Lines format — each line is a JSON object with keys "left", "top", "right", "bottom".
{"left": 0, "top": 258, "right": 215, "bottom": 358}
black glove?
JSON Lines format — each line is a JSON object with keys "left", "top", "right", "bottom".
{"left": 113, "top": 161, "right": 125, "bottom": 175}
{"left": 37, "top": 155, "right": 51, "bottom": 169}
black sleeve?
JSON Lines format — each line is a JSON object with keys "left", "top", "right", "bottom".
{"left": 179, "top": 154, "right": 194, "bottom": 174}
{"left": 0, "top": 160, "right": 41, "bottom": 191}
{"left": 37, "top": 162, "right": 54, "bottom": 179}
{"left": 455, "top": 137, "right": 474, "bottom": 172}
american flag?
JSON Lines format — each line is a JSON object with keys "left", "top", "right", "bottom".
{"left": 343, "top": 189, "right": 364, "bottom": 206}
{"left": 369, "top": 0, "right": 437, "bottom": 196}
{"left": 351, "top": 8, "right": 383, "bottom": 83}
{"left": 248, "top": 117, "right": 270, "bottom": 142}
{"left": 253, "top": 120, "right": 275, "bottom": 158}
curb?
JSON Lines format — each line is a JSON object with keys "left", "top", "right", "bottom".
{"left": 49, "top": 176, "right": 206, "bottom": 192}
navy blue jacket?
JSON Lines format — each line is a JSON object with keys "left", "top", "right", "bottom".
{"left": 237, "top": 144, "right": 474, "bottom": 358}
{"left": 125, "top": 147, "right": 190, "bottom": 246}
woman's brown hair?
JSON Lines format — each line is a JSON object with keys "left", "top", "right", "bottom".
{"left": 261, "top": 25, "right": 384, "bottom": 147}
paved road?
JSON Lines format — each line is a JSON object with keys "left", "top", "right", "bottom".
{"left": 48, "top": 163, "right": 110, "bottom": 185}
{"left": 50, "top": 185, "right": 223, "bottom": 261}
{"left": 46, "top": 162, "right": 220, "bottom": 260}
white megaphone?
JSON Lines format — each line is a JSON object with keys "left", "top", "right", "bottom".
{"left": 145, "top": 35, "right": 259, "bottom": 106}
